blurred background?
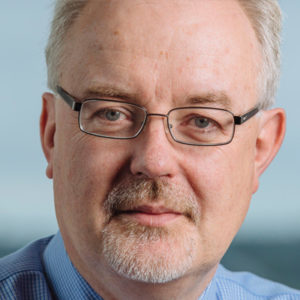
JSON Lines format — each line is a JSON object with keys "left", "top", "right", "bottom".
{"left": 0, "top": 0, "right": 299, "bottom": 290}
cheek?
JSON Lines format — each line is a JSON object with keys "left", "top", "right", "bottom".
{"left": 185, "top": 145, "right": 254, "bottom": 196}
{"left": 53, "top": 130, "right": 131, "bottom": 233}
{"left": 180, "top": 145, "right": 256, "bottom": 264}
{"left": 183, "top": 144, "right": 255, "bottom": 236}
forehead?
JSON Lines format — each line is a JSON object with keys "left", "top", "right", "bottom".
{"left": 61, "top": 0, "right": 261, "bottom": 108}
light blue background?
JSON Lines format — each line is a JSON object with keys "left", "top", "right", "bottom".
{"left": 0, "top": 1, "right": 299, "bottom": 250}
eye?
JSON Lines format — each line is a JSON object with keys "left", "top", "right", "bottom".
{"left": 194, "top": 117, "right": 211, "bottom": 128}
{"left": 96, "top": 108, "right": 128, "bottom": 122}
{"left": 104, "top": 109, "right": 123, "bottom": 121}
{"left": 188, "top": 115, "right": 218, "bottom": 130}
{"left": 176, "top": 112, "right": 219, "bottom": 132}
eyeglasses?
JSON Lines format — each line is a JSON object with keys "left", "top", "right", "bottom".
{"left": 56, "top": 86, "right": 259, "bottom": 146}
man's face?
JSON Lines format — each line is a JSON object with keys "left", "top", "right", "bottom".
{"left": 47, "top": 0, "right": 263, "bottom": 284}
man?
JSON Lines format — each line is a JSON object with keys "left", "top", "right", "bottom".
{"left": 0, "top": 0, "right": 299, "bottom": 299}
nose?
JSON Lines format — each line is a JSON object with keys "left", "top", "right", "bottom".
{"left": 129, "top": 115, "right": 178, "bottom": 179}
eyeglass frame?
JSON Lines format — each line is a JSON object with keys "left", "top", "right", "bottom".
{"left": 56, "top": 85, "right": 259, "bottom": 146}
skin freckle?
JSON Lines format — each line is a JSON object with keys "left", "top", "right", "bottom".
{"left": 175, "top": 66, "right": 184, "bottom": 74}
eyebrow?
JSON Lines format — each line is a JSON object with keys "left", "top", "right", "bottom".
{"left": 81, "top": 85, "right": 140, "bottom": 103}
{"left": 186, "top": 91, "right": 232, "bottom": 109}
{"left": 81, "top": 85, "right": 232, "bottom": 109}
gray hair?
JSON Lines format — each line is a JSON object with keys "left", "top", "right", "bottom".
{"left": 45, "top": 0, "right": 282, "bottom": 109}
{"left": 45, "top": 0, "right": 88, "bottom": 92}
{"left": 237, "top": 0, "right": 282, "bottom": 109}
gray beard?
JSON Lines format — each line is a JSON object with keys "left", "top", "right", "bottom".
{"left": 100, "top": 178, "right": 200, "bottom": 283}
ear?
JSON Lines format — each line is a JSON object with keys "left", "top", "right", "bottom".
{"left": 40, "top": 92, "right": 56, "bottom": 179}
{"left": 253, "top": 108, "right": 286, "bottom": 193}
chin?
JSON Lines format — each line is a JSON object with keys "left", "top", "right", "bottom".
{"left": 100, "top": 217, "right": 202, "bottom": 283}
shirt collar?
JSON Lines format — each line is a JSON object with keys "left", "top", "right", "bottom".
{"left": 43, "top": 232, "right": 219, "bottom": 300}
{"left": 198, "top": 270, "right": 219, "bottom": 300}
{"left": 43, "top": 232, "right": 103, "bottom": 300}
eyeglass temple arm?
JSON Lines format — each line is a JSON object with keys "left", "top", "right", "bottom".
{"left": 56, "top": 86, "right": 82, "bottom": 111}
{"left": 234, "top": 107, "right": 259, "bottom": 125}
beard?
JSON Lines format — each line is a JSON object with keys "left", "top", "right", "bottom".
{"left": 100, "top": 177, "right": 201, "bottom": 283}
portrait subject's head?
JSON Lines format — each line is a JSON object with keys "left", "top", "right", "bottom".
{"left": 1, "top": 1, "right": 299, "bottom": 299}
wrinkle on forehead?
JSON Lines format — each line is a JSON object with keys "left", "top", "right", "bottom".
{"left": 74, "top": 1, "right": 176, "bottom": 59}
{"left": 65, "top": 0, "right": 261, "bottom": 75}
{"left": 62, "top": 0, "right": 261, "bottom": 110}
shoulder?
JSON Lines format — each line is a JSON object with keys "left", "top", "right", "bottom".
{"left": 215, "top": 265, "right": 300, "bottom": 300}
{"left": 0, "top": 236, "right": 54, "bottom": 299}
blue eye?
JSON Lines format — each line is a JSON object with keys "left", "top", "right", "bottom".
{"left": 105, "top": 110, "right": 122, "bottom": 121}
{"left": 194, "top": 117, "right": 210, "bottom": 128}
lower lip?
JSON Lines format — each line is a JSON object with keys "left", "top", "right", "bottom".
{"left": 120, "top": 212, "right": 182, "bottom": 226}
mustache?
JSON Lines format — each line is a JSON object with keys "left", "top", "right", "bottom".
{"left": 104, "top": 177, "right": 200, "bottom": 224}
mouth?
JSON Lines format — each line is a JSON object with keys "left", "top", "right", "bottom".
{"left": 114, "top": 205, "right": 183, "bottom": 227}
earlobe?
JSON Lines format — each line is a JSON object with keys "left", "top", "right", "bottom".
{"left": 254, "top": 108, "right": 286, "bottom": 190}
{"left": 40, "top": 92, "right": 56, "bottom": 179}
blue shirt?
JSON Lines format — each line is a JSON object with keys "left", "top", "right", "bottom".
{"left": 0, "top": 232, "right": 299, "bottom": 299}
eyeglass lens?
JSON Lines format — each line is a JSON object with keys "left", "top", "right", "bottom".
{"left": 79, "top": 100, "right": 235, "bottom": 145}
